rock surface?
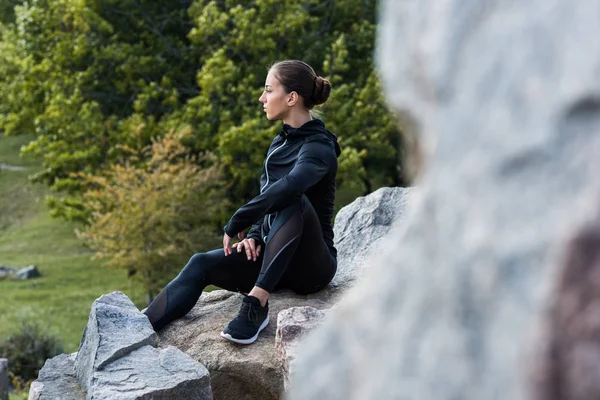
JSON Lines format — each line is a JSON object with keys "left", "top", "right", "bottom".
{"left": 31, "top": 292, "right": 213, "bottom": 400}
{"left": 159, "top": 290, "right": 331, "bottom": 400}
{"left": 331, "top": 186, "right": 412, "bottom": 288}
{"left": 0, "top": 266, "right": 15, "bottom": 279}
{"left": 289, "top": 1, "right": 600, "bottom": 400}
{"left": 88, "top": 345, "right": 212, "bottom": 400}
{"left": 275, "top": 307, "right": 327, "bottom": 392}
{"left": 0, "top": 359, "right": 8, "bottom": 400}
{"left": 75, "top": 292, "right": 158, "bottom": 392}
{"left": 28, "top": 353, "right": 84, "bottom": 400}
{"left": 15, "top": 265, "right": 40, "bottom": 280}
{"left": 159, "top": 187, "right": 411, "bottom": 400}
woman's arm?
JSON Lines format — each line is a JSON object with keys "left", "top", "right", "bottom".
{"left": 223, "top": 137, "right": 336, "bottom": 237}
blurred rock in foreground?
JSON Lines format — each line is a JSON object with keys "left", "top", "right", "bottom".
{"left": 289, "top": 1, "right": 600, "bottom": 399}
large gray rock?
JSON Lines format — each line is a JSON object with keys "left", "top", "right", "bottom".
{"left": 331, "top": 187, "right": 412, "bottom": 288}
{"left": 159, "top": 187, "right": 411, "bottom": 400}
{"left": 28, "top": 354, "right": 84, "bottom": 400}
{"left": 31, "top": 292, "right": 213, "bottom": 400}
{"left": 75, "top": 292, "right": 158, "bottom": 392}
{"left": 289, "top": 1, "right": 600, "bottom": 400}
{"left": 31, "top": 347, "right": 211, "bottom": 400}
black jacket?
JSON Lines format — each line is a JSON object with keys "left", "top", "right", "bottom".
{"left": 223, "top": 118, "right": 341, "bottom": 257}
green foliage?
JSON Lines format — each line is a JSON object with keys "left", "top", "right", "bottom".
{"left": 77, "top": 130, "right": 225, "bottom": 296}
{"left": 0, "top": 135, "right": 46, "bottom": 234}
{"left": 0, "top": 0, "right": 199, "bottom": 221}
{"left": 0, "top": 320, "right": 63, "bottom": 385}
{"left": 8, "top": 385, "right": 30, "bottom": 400}
{"left": 175, "top": 0, "right": 402, "bottom": 209}
{"left": 324, "top": 70, "right": 401, "bottom": 193}
{"left": 0, "top": 0, "right": 23, "bottom": 25}
{"left": 0, "top": 0, "right": 404, "bottom": 225}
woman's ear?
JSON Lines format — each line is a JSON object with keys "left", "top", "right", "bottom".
{"left": 287, "top": 91, "right": 299, "bottom": 107}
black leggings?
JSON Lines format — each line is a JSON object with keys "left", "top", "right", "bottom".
{"left": 144, "top": 195, "right": 337, "bottom": 331}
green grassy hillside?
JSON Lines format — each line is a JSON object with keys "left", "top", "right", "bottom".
{"left": 0, "top": 135, "right": 146, "bottom": 353}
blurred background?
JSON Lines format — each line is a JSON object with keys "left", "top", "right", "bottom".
{"left": 0, "top": 0, "right": 410, "bottom": 395}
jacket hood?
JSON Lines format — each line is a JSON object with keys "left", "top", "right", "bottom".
{"left": 281, "top": 118, "right": 341, "bottom": 157}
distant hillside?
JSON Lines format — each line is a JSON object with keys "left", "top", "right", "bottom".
{"left": 0, "top": 134, "right": 146, "bottom": 352}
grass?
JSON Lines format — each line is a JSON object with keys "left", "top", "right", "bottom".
{"left": 8, "top": 390, "right": 28, "bottom": 400}
{"left": 0, "top": 134, "right": 147, "bottom": 353}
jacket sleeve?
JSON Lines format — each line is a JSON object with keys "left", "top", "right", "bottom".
{"left": 223, "top": 138, "right": 335, "bottom": 237}
{"left": 245, "top": 221, "right": 263, "bottom": 244}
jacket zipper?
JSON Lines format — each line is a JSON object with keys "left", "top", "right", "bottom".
{"left": 260, "top": 138, "right": 287, "bottom": 194}
{"left": 261, "top": 137, "right": 287, "bottom": 231}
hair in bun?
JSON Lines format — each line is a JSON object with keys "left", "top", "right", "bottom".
{"left": 270, "top": 60, "right": 332, "bottom": 109}
{"left": 311, "top": 76, "right": 331, "bottom": 106}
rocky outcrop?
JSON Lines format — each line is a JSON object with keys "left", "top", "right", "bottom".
{"left": 158, "top": 186, "right": 412, "bottom": 400}
{"left": 30, "top": 292, "right": 213, "bottom": 400}
{"left": 289, "top": 1, "right": 600, "bottom": 399}
{"left": 30, "top": 186, "right": 411, "bottom": 400}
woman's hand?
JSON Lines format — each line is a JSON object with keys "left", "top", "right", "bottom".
{"left": 233, "top": 238, "right": 262, "bottom": 262}
{"left": 223, "top": 233, "right": 233, "bottom": 256}
{"left": 224, "top": 231, "right": 261, "bottom": 260}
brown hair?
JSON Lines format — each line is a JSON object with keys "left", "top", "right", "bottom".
{"left": 270, "top": 60, "right": 331, "bottom": 109}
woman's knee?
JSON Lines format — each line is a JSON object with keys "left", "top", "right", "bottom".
{"left": 174, "top": 252, "right": 210, "bottom": 282}
{"left": 188, "top": 252, "right": 207, "bottom": 267}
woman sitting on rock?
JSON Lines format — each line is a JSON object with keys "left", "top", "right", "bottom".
{"left": 144, "top": 60, "right": 340, "bottom": 344}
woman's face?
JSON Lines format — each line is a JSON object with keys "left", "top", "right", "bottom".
{"left": 259, "top": 69, "right": 291, "bottom": 121}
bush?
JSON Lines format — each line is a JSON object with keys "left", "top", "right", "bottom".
{"left": 0, "top": 320, "right": 63, "bottom": 386}
{"left": 77, "top": 129, "right": 226, "bottom": 300}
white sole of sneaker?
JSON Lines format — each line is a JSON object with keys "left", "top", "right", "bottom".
{"left": 220, "top": 315, "right": 270, "bottom": 345}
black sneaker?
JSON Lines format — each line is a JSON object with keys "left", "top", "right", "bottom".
{"left": 220, "top": 295, "right": 270, "bottom": 345}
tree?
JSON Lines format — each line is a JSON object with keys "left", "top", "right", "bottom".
{"left": 0, "top": 0, "right": 405, "bottom": 224}
{"left": 0, "top": 0, "right": 199, "bottom": 221}
{"left": 167, "top": 0, "right": 403, "bottom": 212}
{"left": 76, "top": 130, "right": 226, "bottom": 301}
